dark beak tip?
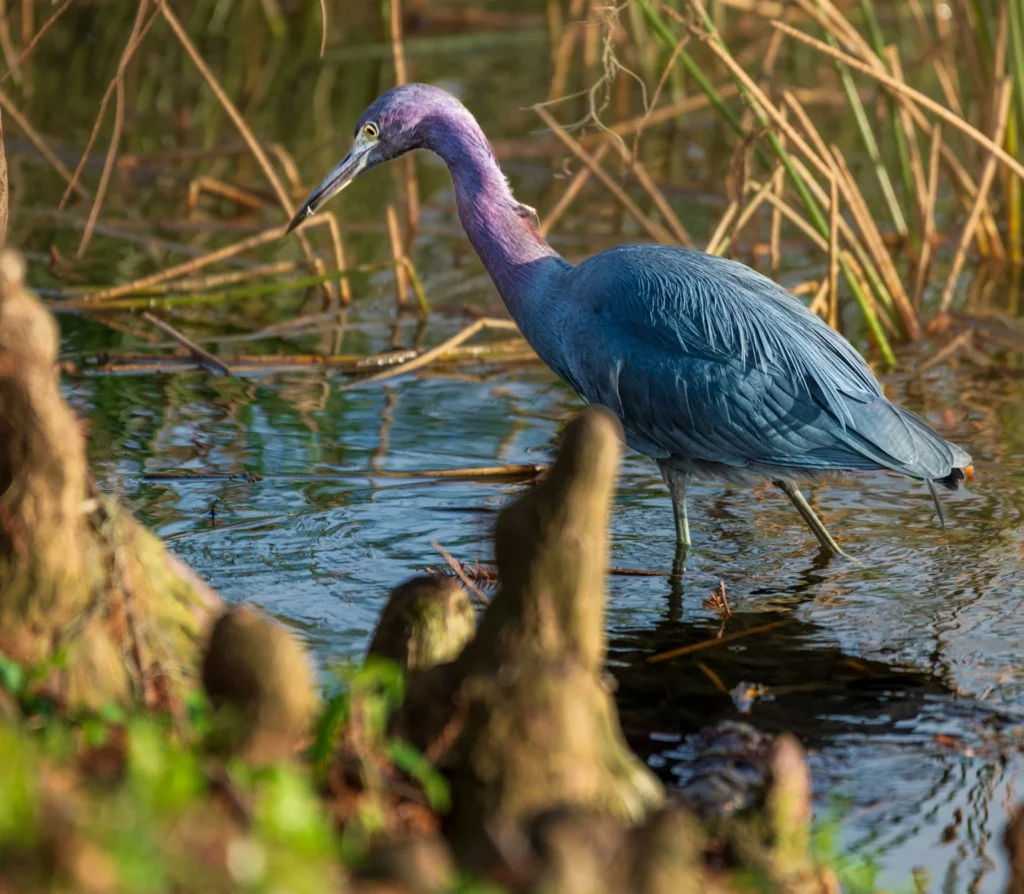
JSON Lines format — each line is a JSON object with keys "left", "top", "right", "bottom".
{"left": 285, "top": 208, "right": 308, "bottom": 235}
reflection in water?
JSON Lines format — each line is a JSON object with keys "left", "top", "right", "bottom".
{"left": 67, "top": 351, "right": 1024, "bottom": 891}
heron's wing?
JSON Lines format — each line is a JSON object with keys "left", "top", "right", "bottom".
{"left": 560, "top": 246, "right": 964, "bottom": 478}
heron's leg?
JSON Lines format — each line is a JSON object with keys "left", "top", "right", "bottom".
{"left": 672, "top": 489, "right": 691, "bottom": 548}
{"left": 659, "top": 464, "right": 692, "bottom": 572}
{"left": 772, "top": 479, "right": 846, "bottom": 558}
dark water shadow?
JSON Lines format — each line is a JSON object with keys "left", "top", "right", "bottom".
{"left": 607, "top": 570, "right": 1016, "bottom": 767}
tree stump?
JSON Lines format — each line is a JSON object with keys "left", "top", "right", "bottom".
{"left": 0, "top": 251, "right": 220, "bottom": 711}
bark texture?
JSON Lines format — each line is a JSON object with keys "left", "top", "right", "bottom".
{"left": 0, "top": 251, "right": 220, "bottom": 711}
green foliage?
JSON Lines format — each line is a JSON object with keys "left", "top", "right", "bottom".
{"left": 811, "top": 800, "right": 917, "bottom": 894}
{"left": 0, "top": 660, "right": 340, "bottom": 892}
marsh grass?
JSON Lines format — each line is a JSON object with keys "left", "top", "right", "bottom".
{"left": 0, "top": 0, "right": 1018, "bottom": 374}
{"left": 542, "top": 0, "right": 1023, "bottom": 366}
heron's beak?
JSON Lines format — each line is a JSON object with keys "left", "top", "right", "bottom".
{"left": 286, "top": 138, "right": 374, "bottom": 234}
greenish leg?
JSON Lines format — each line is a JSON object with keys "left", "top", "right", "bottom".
{"left": 672, "top": 491, "right": 691, "bottom": 548}
{"left": 659, "top": 463, "right": 692, "bottom": 573}
{"left": 773, "top": 479, "right": 846, "bottom": 558}
{"left": 669, "top": 475, "right": 691, "bottom": 575}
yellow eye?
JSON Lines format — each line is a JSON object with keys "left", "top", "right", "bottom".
{"left": 363, "top": 122, "right": 379, "bottom": 140}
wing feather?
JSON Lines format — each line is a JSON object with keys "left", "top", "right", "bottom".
{"left": 558, "top": 246, "right": 968, "bottom": 479}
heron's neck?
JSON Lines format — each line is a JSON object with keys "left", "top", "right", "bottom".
{"left": 422, "top": 113, "right": 566, "bottom": 313}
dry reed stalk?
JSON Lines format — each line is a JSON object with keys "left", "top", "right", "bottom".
{"left": 318, "top": 0, "right": 328, "bottom": 57}
{"left": 160, "top": 3, "right": 336, "bottom": 303}
{"left": 754, "top": 180, "right": 897, "bottom": 336}
{"left": 266, "top": 143, "right": 303, "bottom": 194}
{"left": 779, "top": 91, "right": 830, "bottom": 174}
{"left": 915, "top": 328, "right": 975, "bottom": 374}
{"left": 938, "top": 78, "right": 1013, "bottom": 315}
{"left": 754, "top": 184, "right": 829, "bottom": 251}
{"left": 431, "top": 542, "right": 489, "bottom": 605}
{"left": 388, "top": 0, "right": 420, "bottom": 243}
{"left": 344, "top": 318, "right": 522, "bottom": 388}
{"left": 495, "top": 85, "right": 742, "bottom": 158}
{"left": 128, "top": 261, "right": 299, "bottom": 296}
{"left": 76, "top": 225, "right": 288, "bottom": 303}
{"left": 829, "top": 146, "right": 920, "bottom": 340}
{"left": 539, "top": 139, "right": 613, "bottom": 236}
{"left": 140, "top": 312, "right": 230, "bottom": 376}
{"left": 0, "top": 0, "right": 73, "bottom": 85}
{"left": 318, "top": 212, "right": 352, "bottom": 304}
{"left": 772, "top": 21, "right": 1024, "bottom": 184}
{"left": 831, "top": 32, "right": 999, "bottom": 259}
{"left": 532, "top": 104, "right": 676, "bottom": 244}
{"left": 610, "top": 139, "right": 693, "bottom": 246}
{"left": 927, "top": 0, "right": 967, "bottom": 118}
{"left": 785, "top": 1, "right": 907, "bottom": 238}
{"left": 760, "top": 4, "right": 790, "bottom": 75}
{"left": 937, "top": 141, "right": 1004, "bottom": 259}
{"left": 386, "top": 203, "right": 413, "bottom": 311}
{"left": 720, "top": 0, "right": 785, "bottom": 12}
{"left": 19, "top": 0, "right": 31, "bottom": 55}
{"left": 913, "top": 124, "right": 943, "bottom": 308}
{"left": 827, "top": 172, "right": 839, "bottom": 330}
{"left": 787, "top": 154, "right": 895, "bottom": 317}
{"left": 699, "top": 36, "right": 832, "bottom": 184}
{"left": 549, "top": 0, "right": 586, "bottom": 101}
{"left": 769, "top": 106, "right": 786, "bottom": 275}
{"left": 836, "top": 252, "right": 896, "bottom": 335}
{"left": 60, "top": 3, "right": 159, "bottom": 212}
{"left": 0, "top": 105, "right": 5, "bottom": 246}
{"left": 713, "top": 172, "right": 781, "bottom": 256}
{"left": 76, "top": 0, "right": 155, "bottom": 258}
{"left": 187, "top": 176, "right": 268, "bottom": 212}
{"left": 0, "top": 0, "right": 17, "bottom": 87}
{"left": 0, "top": 89, "right": 87, "bottom": 198}
{"left": 705, "top": 200, "right": 739, "bottom": 254}
{"left": 808, "top": 276, "right": 829, "bottom": 317}
{"left": 884, "top": 46, "right": 928, "bottom": 219}
{"left": 769, "top": 166, "right": 783, "bottom": 275}
{"left": 789, "top": 0, "right": 880, "bottom": 70}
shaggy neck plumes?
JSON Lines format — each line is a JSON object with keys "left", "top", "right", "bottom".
{"left": 417, "top": 105, "right": 565, "bottom": 309}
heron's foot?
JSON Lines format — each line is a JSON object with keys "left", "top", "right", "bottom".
{"left": 671, "top": 540, "right": 690, "bottom": 576}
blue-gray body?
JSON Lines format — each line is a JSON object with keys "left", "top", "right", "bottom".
{"left": 523, "top": 245, "right": 970, "bottom": 487}
{"left": 291, "top": 83, "right": 972, "bottom": 553}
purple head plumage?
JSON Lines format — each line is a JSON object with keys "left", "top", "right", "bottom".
{"left": 286, "top": 84, "right": 483, "bottom": 233}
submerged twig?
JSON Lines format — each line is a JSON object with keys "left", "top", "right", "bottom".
{"left": 139, "top": 312, "right": 231, "bottom": 377}
{"left": 342, "top": 318, "right": 522, "bottom": 388}
{"left": 648, "top": 619, "right": 793, "bottom": 664}
{"left": 431, "top": 542, "right": 490, "bottom": 605}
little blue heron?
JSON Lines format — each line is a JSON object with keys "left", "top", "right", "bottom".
{"left": 287, "top": 84, "right": 972, "bottom": 559}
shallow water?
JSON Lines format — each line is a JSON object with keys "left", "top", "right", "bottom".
{"left": 17, "top": 6, "right": 1024, "bottom": 889}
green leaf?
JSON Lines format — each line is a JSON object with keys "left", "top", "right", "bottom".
{"left": 387, "top": 739, "right": 451, "bottom": 814}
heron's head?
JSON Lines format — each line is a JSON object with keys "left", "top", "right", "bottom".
{"left": 287, "top": 84, "right": 462, "bottom": 233}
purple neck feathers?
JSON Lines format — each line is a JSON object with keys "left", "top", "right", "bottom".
{"left": 418, "top": 105, "right": 565, "bottom": 309}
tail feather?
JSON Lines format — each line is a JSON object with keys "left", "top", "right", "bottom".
{"left": 889, "top": 404, "right": 972, "bottom": 484}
